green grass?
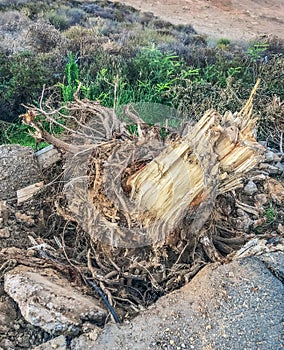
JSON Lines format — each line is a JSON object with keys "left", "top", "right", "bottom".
{"left": 264, "top": 203, "right": 277, "bottom": 223}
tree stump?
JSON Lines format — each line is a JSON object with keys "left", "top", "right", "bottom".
{"left": 22, "top": 80, "right": 265, "bottom": 252}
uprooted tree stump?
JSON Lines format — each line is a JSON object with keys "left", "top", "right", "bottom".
{"left": 22, "top": 80, "right": 265, "bottom": 261}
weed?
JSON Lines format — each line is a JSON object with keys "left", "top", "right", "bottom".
{"left": 217, "top": 38, "right": 231, "bottom": 48}
{"left": 264, "top": 202, "right": 277, "bottom": 223}
{"left": 58, "top": 52, "right": 79, "bottom": 102}
{"left": 247, "top": 42, "right": 269, "bottom": 62}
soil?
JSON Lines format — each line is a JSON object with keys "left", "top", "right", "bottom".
{"left": 112, "top": 0, "right": 284, "bottom": 42}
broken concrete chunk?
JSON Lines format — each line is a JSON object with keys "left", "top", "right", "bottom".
{"left": 71, "top": 329, "right": 100, "bottom": 350}
{"left": 258, "top": 251, "right": 284, "bottom": 283}
{"left": 4, "top": 265, "right": 106, "bottom": 335}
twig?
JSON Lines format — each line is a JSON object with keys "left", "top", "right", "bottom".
{"left": 39, "top": 84, "right": 46, "bottom": 110}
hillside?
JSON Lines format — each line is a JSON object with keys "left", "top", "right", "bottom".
{"left": 112, "top": 0, "right": 284, "bottom": 41}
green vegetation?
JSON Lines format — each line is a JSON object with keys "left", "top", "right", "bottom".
{"left": 58, "top": 52, "right": 80, "bottom": 102}
{"left": 264, "top": 202, "right": 277, "bottom": 223}
{"left": 0, "top": 1, "right": 283, "bottom": 149}
{"left": 217, "top": 38, "right": 231, "bottom": 48}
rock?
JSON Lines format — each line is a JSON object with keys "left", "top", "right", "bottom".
{"left": 71, "top": 252, "right": 284, "bottom": 350}
{"left": 275, "top": 161, "right": 284, "bottom": 174}
{"left": 264, "top": 151, "right": 280, "bottom": 162}
{"left": 0, "top": 227, "right": 10, "bottom": 238}
{"left": 0, "top": 145, "right": 42, "bottom": 200}
{"left": 254, "top": 193, "right": 268, "bottom": 207}
{"left": 278, "top": 223, "right": 284, "bottom": 235}
{"left": 4, "top": 265, "right": 106, "bottom": 336}
{"left": 32, "top": 335, "right": 67, "bottom": 350}
{"left": 243, "top": 179, "right": 258, "bottom": 195}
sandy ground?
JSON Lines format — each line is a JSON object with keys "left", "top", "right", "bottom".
{"left": 112, "top": 0, "right": 284, "bottom": 42}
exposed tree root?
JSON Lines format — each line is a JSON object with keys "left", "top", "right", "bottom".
{"left": 17, "top": 80, "right": 275, "bottom": 320}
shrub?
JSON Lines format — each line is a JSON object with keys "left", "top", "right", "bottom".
{"left": 27, "top": 19, "right": 64, "bottom": 53}
{"left": 0, "top": 50, "right": 60, "bottom": 122}
{"left": 217, "top": 38, "right": 231, "bottom": 48}
{"left": 46, "top": 7, "right": 86, "bottom": 31}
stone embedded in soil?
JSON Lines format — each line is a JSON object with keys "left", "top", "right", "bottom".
{"left": 243, "top": 179, "right": 258, "bottom": 195}
{"left": 264, "top": 178, "right": 284, "bottom": 204}
{"left": 4, "top": 265, "right": 107, "bottom": 336}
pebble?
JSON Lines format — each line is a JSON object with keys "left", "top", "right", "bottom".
{"left": 265, "top": 151, "right": 280, "bottom": 162}
{"left": 265, "top": 151, "right": 276, "bottom": 162}
{"left": 0, "top": 227, "right": 10, "bottom": 238}
{"left": 275, "top": 161, "right": 284, "bottom": 173}
{"left": 277, "top": 223, "right": 284, "bottom": 235}
{"left": 243, "top": 180, "right": 258, "bottom": 195}
{"left": 254, "top": 193, "right": 268, "bottom": 206}
{"left": 228, "top": 271, "right": 235, "bottom": 278}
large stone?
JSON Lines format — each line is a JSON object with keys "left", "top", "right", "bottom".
{"left": 71, "top": 252, "right": 284, "bottom": 350}
{"left": 0, "top": 145, "right": 42, "bottom": 200}
{"left": 4, "top": 265, "right": 106, "bottom": 335}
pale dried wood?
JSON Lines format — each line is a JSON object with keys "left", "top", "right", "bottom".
{"left": 17, "top": 181, "right": 44, "bottom": 204}
{"left": 128, "top": 80, "right": 265, "bottom": 231}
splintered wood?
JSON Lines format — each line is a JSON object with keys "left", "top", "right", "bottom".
{"left": 128, "top": 80, "right": 265, "bottom": 235}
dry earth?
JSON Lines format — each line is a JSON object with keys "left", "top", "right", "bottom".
{"left": 112, "top": 0, "right": 284, "bottom": 41}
